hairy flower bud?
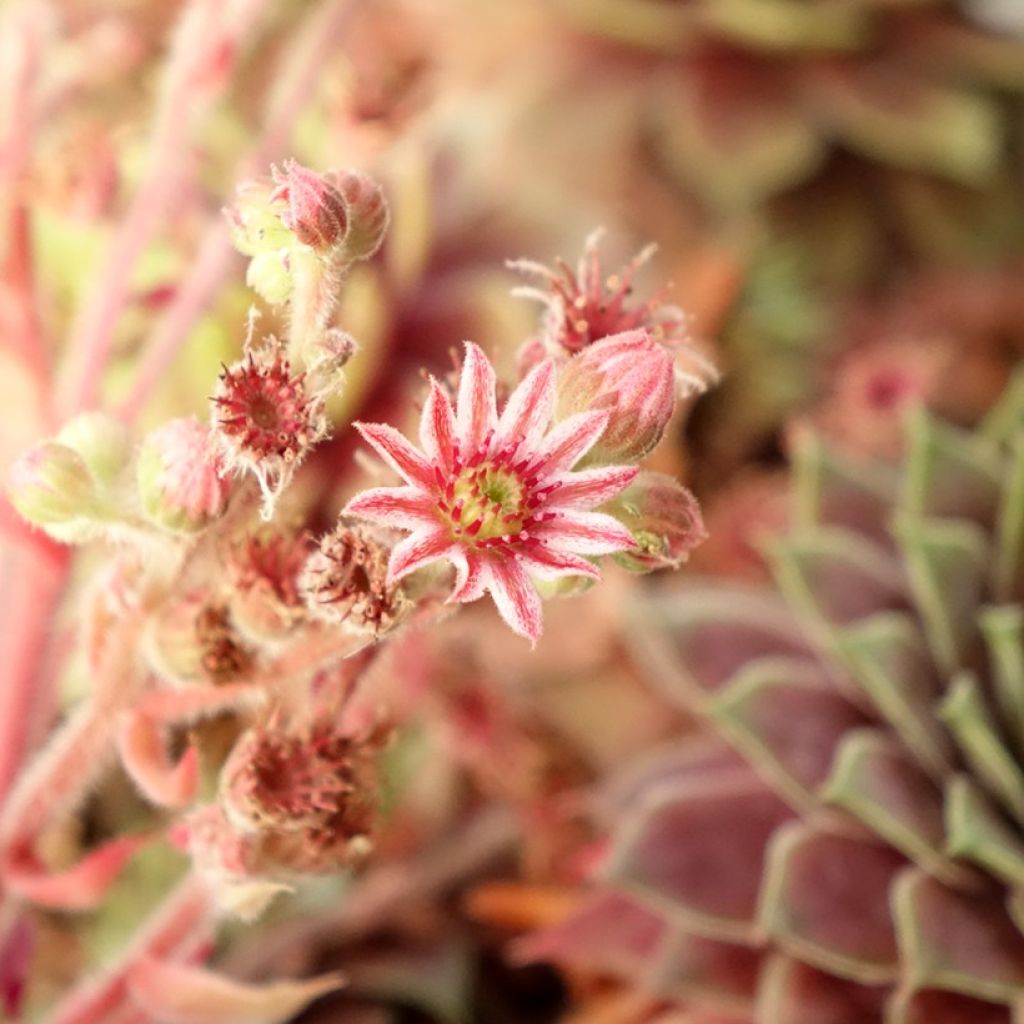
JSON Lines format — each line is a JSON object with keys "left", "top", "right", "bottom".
{"left": 335, "top": 170, "right": 388, "bottom": 261}
{"left": 7, "top": 442, "right": 101, "bottom": 533}
{"left": 608, "top": 472, "right": 707, "bottom": 572}
{"left": 299, "top": 523, "right": 408, "bottom": 636}
{"left": 137, "top": 418, "right": 231, "bottom": 533}
{"left": 56, "top": 412, "right": 129, "bottom": 487}
{"left": 269, "top": 160, "right": 348, "bottom": 251}
{"left": 556, "top": 330, "right": 675, "bottom": 465}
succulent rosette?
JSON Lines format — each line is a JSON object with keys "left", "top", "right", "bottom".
{"left": 524, "top": 373, "right": 1024, "bottom": 1021}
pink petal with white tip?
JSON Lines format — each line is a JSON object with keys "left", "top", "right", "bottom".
{"left": 118, "top": 712, "right": 199, "bottom": 808}
{"left": 455, "top": 342, "right": 497, "bottom": 456}
{"left": 126, "top": 957, "right": 344, "bottom": 1024}
{"left": 533, "top": 510, "right": 636, "bottom": 555}
{"left": 387, "top": 528, "right": 455, "bottom": 584}
{"left": 354, "top": 422, "right": 435, "bottom": 489}
{"left": 494, "top": 360, "right": 556, "bottom": 452}
{"left": 548, "top": 465, "right": 638, "bottom": 508}
{"left": 536, "top": 410, "right": 610, "bottom": 474}
{"left": 5, "top": 834, "right": 150, "bottom": 911}
{"left": 419, "top": 379, "right": 457, "bottom": 472}
{"left": 343, "top": 486, "right": 439, "bottom": 529}
{"left": 485, "top": 558, "right": 543, "bottom": 644}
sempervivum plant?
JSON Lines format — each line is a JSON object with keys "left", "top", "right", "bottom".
{"left": 523, "top": 370, "right": 1024, "bottom": 1022}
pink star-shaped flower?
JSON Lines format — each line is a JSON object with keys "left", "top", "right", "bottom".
{"left": 343, "top": 343, "right": 638, "bottom": 643}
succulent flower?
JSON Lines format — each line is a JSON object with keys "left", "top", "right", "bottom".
{"left": 510, "top": 230, "right": 718, "bottom": 397}
{"left": 557, "top": 330, "right": 676, "bottom": 466}
{"left": 343, "top": 342, "right": 639, "bottom": 643}
{"left": 526, "top": 379, "right": 1024, "bottom": 1021}
{"left": 136, "top": 417, "right": 231, "bottom": 533}
{"left": 269, "top": 159, "right": 349, "bottom": 252}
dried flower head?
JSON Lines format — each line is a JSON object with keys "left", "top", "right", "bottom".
{"left": 269, "top": 159, "right": 349, "bottom": 251}
{"left": 299, "top": 523, "right": 408, "bottom": 636}
{"left": 510, "top": 229, "right": 717, "bottom": 396}
{"left": 212, "top": 346, "right": 325, "bottom": 514}
{"left": 343, "top": 342, "right": 639, "bottom": 644}
{"left": 226, "top": 530, "right": 313, "bottom": 641}
{"left": 195, "top": 604, "right": 253, "bottom": 684}
{"left": 220, "top": 712, "right": 388, "bottom": 872}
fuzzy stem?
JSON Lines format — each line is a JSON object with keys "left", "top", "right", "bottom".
{"left": 57, "top": 0, "right": 274, "bottom": 417}
{"left": 118, "top": 0, "right": 365, "bottom": 425}
{"left": 44, "top": 873, "right": 214, "bottom": 1024}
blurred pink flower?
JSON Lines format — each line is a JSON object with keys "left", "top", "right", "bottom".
{"left": 344, "top": 343, "right": 637, "bottom": 643}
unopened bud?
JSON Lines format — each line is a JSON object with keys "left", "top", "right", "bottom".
{"left": 245, "top": 250, "right": 293, "bottom": 306}
{"left": 224, "top": 181, "right": 293, "bottom": 257}
{"left": 56, "top": 412, "right": 129, "bottom": 486}
{"left": 137, "top": 418, "right": 231, "bottom": 533}
{"left": 7, "top": 442, "right": 101, "bottom": 530}
{"left": 609, "top": 472, "right": 707, "bottom": 572}
{"left": 335, "top": 171, "right": 388, "bottom": 261}
{"left": 557, "top": 330, "right": 675, "bottom": 465}
{"left": 270, "top": 160, "right": 348, "bottom": 251}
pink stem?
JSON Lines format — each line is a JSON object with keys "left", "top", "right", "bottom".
{"left": 118, "top": 0, "right": 365, "bottom": 424}
{"left": 44, "top": 874, "right": 213, "bottom": 1024}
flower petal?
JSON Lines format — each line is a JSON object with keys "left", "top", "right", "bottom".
{"left": 126, "top": 957, "right": 344, "bottom": 1024}
{"left": 535, "top": 410, "right": 609, "bottom": 475}
{"left": 419, "top": 379, "right": 456, "bottom": 474}
{"left": 354, "top": 422, "right": 434, "bottom": 489}
{"left": 519, "top": 543, "right": 601, "bottom": 582}
{"left": 387, "top": 528, "right": 454, "bottom": 584}
{"left": 343, "top": 486, "right": 438, "bottom": 530}
{"left": 548, "top": 465, "right": 638, "bottom": 509}
{"left": 456, "top": 342, "right": 497, "bottom": 457}
{"left": 495, "top": 359, "right": 555, "bottom": 452}
{"left": 533, "top": 510, "right": 636, "bottom": 555}
{"left": 449, "top": 548, "right": 487, "bottom": 603}
{"left": 485, "top": 557, "right": 543, "bottom": 644}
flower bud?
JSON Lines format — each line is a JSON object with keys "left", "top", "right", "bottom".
{"left": 335, "top": 170, "right": 388, "bottom": 262}
{"left": 7, "top": 442, "right": 101, "bottom": 529}
{"left": 269, "top": 160, "right": 348, "bottom": 251}
{"left": 608, "top": 472, "right": 707, "bottom": 572}
{"left": 245, "top": 250, "right": 293, "bottom": 306}
{"left": 136, "top": 417, "right": 231, "bottom": 533}
{"left": 224, "top": 181, "right": 294, "bottom": 257}
{"left": 56, "top": 412, "right": 129, "bottom": 486}
{"left": 556, "top": 330, "right": 675, "bottom": 465}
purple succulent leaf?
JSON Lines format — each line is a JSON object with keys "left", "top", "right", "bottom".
{"left": 759, "top": 821, "right": 905, "bottom": 984}
{"left": 837, "top": 612, "right": 956, "bottom": 782}
{"left": 939, "top": 672, "right": 1024, "bottom": 825}
{"left": 768, "top": 527, "right": 908, "bottom": 640}
{"left": 887, "top": 986, "right": 1013, "bottom": 1024}
{"left": 710, "top": 657, "right": 871, "bottom": 813}
{"left": 646, "top": 929, "right": 763, "bottom": 1017}
{"left": 601, "top": 770, "right": 795, "bottom": 943}
{"left": 822, "top": 728, "right": 968, "bottom": 886}
{"left": 894, "top": 516, "right": 989, "bottom": 676}
{"left": 893, "top": 868, "right": 1024, "bottom": 1003}
{"left": 755, "top": 954, "right": 888, "bottom": 1024}
{"left": 901, "top": 407, "right": 1003, "bottom": 530}
{"left": 627, "top": 584, "right": 812, "bottom": 707}
{"left": 980, "top": 607, "right": 1024, "bottom": 753}
{"left": 992, "top": 439, "right": 1024, "bottom": 604}
{"left": 791, "top": 430, "right": 898, "bottom": 547}
{"left": 945, "top": 774, "right": 1024, "bottom": 887}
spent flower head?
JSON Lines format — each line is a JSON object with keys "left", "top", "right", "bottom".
{"left": 343, "top": 342, "right": 639, "bottom": 644}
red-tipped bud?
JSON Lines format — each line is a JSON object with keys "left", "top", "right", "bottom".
{"left": 270, "top": 160, "right": 348, "bottom": 251}
{"left": 334, "top": 170, "right": 388, "bottom": 261}
{"left": 557, "top": 330, "right": 675, "bottom": 465}
{"left": 608, "top": 471, "right": 707, "bottom": 572}
{"left": 136, "top": 418, "right": 231, "bottom": 533}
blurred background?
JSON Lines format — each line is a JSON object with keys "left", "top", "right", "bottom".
{"left": 3, "top": 0, "right": 1024, "bottom": 1021}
